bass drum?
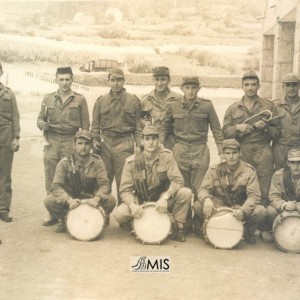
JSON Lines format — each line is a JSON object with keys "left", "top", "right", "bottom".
{"left": 204, "top": 207, "right": 244, "bottom": 249}
{"left": 273, "top": 211, "right": 300, "bottom": 253}
{"left": 132, "top": 202, "right": 172, "bottom": 245}
{"left": 66, "top": 202, "right": 105, "bottom": 241}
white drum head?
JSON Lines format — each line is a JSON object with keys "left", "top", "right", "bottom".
{"left": 206, "top": 211, "right": 243, "bottom": 249}
{"left": 132, "top": 203, "right": 171, "bottom": 244}
{"left": 66, "top": 203, "right": 104, "bottom": 241}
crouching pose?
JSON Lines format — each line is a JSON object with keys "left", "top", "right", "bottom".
{"left": 115, "top": 126, "right": 192, "bottom": 242}
{"left": 44, "top": 130, "right": 116, "bottom": 233}
{"left": 193, "top": 139, "right": 266, "bottom": 244}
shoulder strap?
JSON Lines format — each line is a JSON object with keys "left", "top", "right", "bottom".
{"left": 283, "top": 167, "right": 296, "bottom": 201}
{"left": 134, "top": 152, "right": 148, "bottom": 202}
{"left": 67, "top": 155, "right": 82, "bottom": 197}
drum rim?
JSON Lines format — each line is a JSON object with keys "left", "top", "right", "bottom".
{"left": 66, "top": 203, "right": 105, "bottom": 242}
{"left": 204, "top": 207, "right": 244, "bottom": 250}
{"left": 132, "top": 201, "right": 172, "bottom": 245}
{"left": 272, "top": 212, "right": 300, "bottom": 253}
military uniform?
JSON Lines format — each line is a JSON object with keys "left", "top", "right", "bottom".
{"left": 37, "top": 90, "right": 90, "bottom": 193}
{"left": 45, "top": 153, "right": 116, "bottom": 221}
{"left": 0, "top": 83, "right": 20, "bottom": 214}
{"left": 91, "top": 87, "right": 142, "bottom": 204}
{"left": 223, "top": 96, "right": 280, "bottom": 203}
{"left": 115, "top": 148, "right": 192, "bottom": 227}
{"left": 194, "top": 160, "right": 265, "bottom": 236}
{"left": 141, "top": 88, "right": 180, "bottom": 150}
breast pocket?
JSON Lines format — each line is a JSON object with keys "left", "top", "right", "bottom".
{"left": 231, "top": 112, "right": 245, "bottom": 125}
{"left": 0, "top": 97, "right": 12, "bottom": 113}
{"left": 190, "top": 112, "right": 208, "bottom": 132}
{"left": 68, "top": 104, "right": 80, "bottom": 121}
{"left": 173, "top": 113, "right": 185, "bottom": 132}
{"left": 123, "top": 105, "right": 136, "bottom": 127}
{"left": 100, "top": 105, "right": 110, "bottom": 127}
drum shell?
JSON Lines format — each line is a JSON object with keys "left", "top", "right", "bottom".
{"left": 273, "top": 211, "right": 300, "bottom": 253}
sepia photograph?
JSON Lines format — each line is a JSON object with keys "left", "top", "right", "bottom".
{"left": 0, "top": 0, "right": 300, "bottom": 299}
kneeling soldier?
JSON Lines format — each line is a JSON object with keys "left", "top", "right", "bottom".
{"left": 44, "top": 130, "right": 116, "bottom": 233}
{"left": 193, "top": 139, "right": 266, "bottom": 244}
{"left": 114, "top": 126, "right": 192, "bottom": 242}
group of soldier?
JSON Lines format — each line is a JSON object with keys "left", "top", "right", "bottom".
{"left": 1, "top": 61, "right": 300, "bottom": 246}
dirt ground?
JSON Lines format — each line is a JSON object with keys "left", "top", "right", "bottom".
{"left": 1, "top": 92, "right": 300, "bottom": 300}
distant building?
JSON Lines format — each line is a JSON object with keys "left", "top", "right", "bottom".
{"left": 261, "top": 0, "right": 300, "bottom": 100}
{"left": 104, "top": 7, "right": 123, "bottom": 23}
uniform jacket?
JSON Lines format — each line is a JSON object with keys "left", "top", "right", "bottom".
{"left": 120, "top": 148, "right": 184, "bottom": 206}
{"left": 198, "top": 160, "right": 261, "bottom": 216}
{"left": 0, "top": 83, "right": 20, "bottom": 146}
{"left": 37, "top": 90, "right": 90, "bottom": 134}
{"left": 160, "top": 96, "right": 224, "bottom": 153}
{"left": 51, "top": 153, "right": 110, "bottom": 203}
{"left": 273, "top": 97, "right": 300, "bottom": 146}
{"left": 91, "top": 88, "right": 142, "bottom": 147}
{"left": 223, "top": 96, "right": 280, "bottom": 144}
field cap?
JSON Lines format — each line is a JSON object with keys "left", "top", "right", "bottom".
{"left": 152, "top": 66, "right": 170, "bottom": 76}
{"left": 222, "top": 139, "right": 240, "bottom": 151}
{"left": 181, "top": 76, "right": 200, "bottom": 86}
{"left": 142, "top": 126, "right": 159, "bottom": 136}
{"left": 74, "top": 130, "right": 92, "bottom": 141}
{"left": 287, "top": 149, "right": 300, "bottom": 161}
{"left": 56, "top": 67, "right": 73, "bottom": 75}
{"left": 282, "top": 73, "right": 300, "bottom": 83}
{"left": 109, "top": 68, "right": 124, "bottom": 79}
{"left": 242, "top": 70, "right": 259, "bottom": 80}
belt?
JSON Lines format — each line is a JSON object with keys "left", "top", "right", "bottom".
{"left": 175, "top": 137, "right": 206, "bottom": 145}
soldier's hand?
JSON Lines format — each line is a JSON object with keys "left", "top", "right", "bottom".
{"left": 129, "top": 203, "right": 143, "bottom": 219}
{"left": 203, "top": 198, "right": 214, "bottom": 217}
{"left": 39, "top": 121, "right": 49, "bottom": 130}
{"left": 67, "top": 198, "right": 80, "bottom": 210}
{"left": 12, "top": 138, "right": 20, "bottom": 152}
{"left": 87, "top": 197, "right": 100, "bottom": 208}
{"left": 156, "top": 197, "right": 168, "bottom": 214}
{"left": 285, "top": 201, "right": 297, "bottom": 211}
{"left": 254, "top": 120, "right": 267, "bottom": 130}
{"left": 236, "top": 124, "right": 254, "bottom": 134}
{"left": 232, "top": 209, "right": 244, "bottom": 221}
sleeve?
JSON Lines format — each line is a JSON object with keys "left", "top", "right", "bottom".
{"left": 197, "top": 168, "right": 215, "bottom": 204}
{"left": 266, "top": 102, "right": 281, "bottom": 140}
{"left": 91, "top": 97, "right": 101, "bottom": 140}
{"left": 208, "top": 103, "right": 224, "bottom": 154}
{"left": 159, "top": 104, "right": 173, "bottom": 145}
{"left": 37, "top": 97, "right": 46, "bottom": 130}
{"left": 119, "top": 159, "right": 138, "bottom": 206}
{"left": 240, "top": 170, "right": 261, "bottom": 216}
{"left": 51, "top": 160, "right": 72, "bottom": 203}
{"left": 133, "top": 97, "right": 142, "bottom": 147}
{"left": 269, "top": 172, "right": 286, "bottom": 211}
{"left": 222, "top": 106, "right": 239, "bottom": 139}
{"left": 10, "top": 91, "right": 20, "bottom": 139}
{"left": 165, "top": 154, "right": 184, "bottom": 197}
{"left": 80, "top": 96, "right": 90, "bottom": 130}
{"left": 95, "top": 160, "right": 111, "bottom": 199}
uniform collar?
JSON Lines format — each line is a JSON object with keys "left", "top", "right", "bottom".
{"left": 74, "top": 153, "right": 94, "bottom": 167}
{"left": 180, "top": 96, "right": 200, "bottom": 108}
{"left": 108, "top": 87, "right": 126, "bottom": 102}
{"left": 237, "top": 96, "right": 262, "bottom": 109}
{"left": 54, "top": 90, "right": 75, "bottom": 102}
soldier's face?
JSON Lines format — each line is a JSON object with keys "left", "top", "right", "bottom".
{"left": 74, "top": 138, "right": 92, "bottom": 157}
{"left": 283, "top": 82, "right": 300, "bottom": 99}
{"left": 56, "top": 73, "right": 73, "bottom": 92}
{"left": 288, "top": 160, "right": 300, "bottom": 177}
{"left": 181, "top": 84, "right": 200, "bottom": 101}
{"left": 242, "top": 79, "right": 260, "bottom": 98}
{"left": 108, "top": 76, "right": 124, "bottom": 93}
{"left": 223, "top": 148, "right": 241, "bottom": 167}
{"left": 141, "top": 135, "right": 159, "bottom": 153}
{"left": 153, "top": 76, "right": 170, "bottom": 92}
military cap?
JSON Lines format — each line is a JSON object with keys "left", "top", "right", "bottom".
{"left": 222, "top": 139, "right": 240, "bottom": 151}
{"left": 74, "top": 130, "right": 92, "bottom": 141}
{"left": 142, "top": 126, "right": 159, "bottom": 136}
{"left": 242, "top": 70, "right": 259, "bottom": 80}
{"left": 56, "top": 67, "right": 73, "bottom": 75}
{"left": 109, "top": 68, "right": 124, "bottom": 79}
{"left": 287, "top": 149, "right": 300, "bottom": 161}
{"left": 282, "top": 73, "right": 300, "bottom": 83}
{"left": 152, "top": 66, "right": 170, "bottom": 76}
{"left": 181, "top": 76, "right": 200, "bottom": 86}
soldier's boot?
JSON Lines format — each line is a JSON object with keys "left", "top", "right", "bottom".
{"left": 172, "top": 222, "right": 186, "bottom": 242}
{"left": 55, "top": 219, "right": 66, "bottom": 233}
{"left": 119, "top": 221, "right": 132, "bottom": 232}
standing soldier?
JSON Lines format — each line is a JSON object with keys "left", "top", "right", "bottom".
{"left": 91, "top": 68, "right": 142, "bottom": 205}
{"left": 141, "top": 66, "right": 180, "bottom": 150}
{"left": 160, "top": 76, "right": 224, "bottom": 233}
{"left": 37, "top": 67, "right": 90, "bottom": 226}
{"left": 0, "top": 62, "right": 20, "bottom": 222}
{"left": 223, "top": 71, "right": 280, "bottom": 206}
{"left": 272, "top": 73, "right": 300, "bottom": 170}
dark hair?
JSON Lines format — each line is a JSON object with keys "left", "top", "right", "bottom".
{"left": 242, "top": 77, "right": 260, "bottom": 84}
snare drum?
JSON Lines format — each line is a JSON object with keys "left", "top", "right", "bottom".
{"left": 204, "top": 207, "right": 244, "bottom": 249}
{"left": 66, "top": 202, "right": 105, "bottom": 241}
{"left": 132, "top": 202, "right": 172, "bottom": 245}
{"left": 273, "top": 211, "right": 300, "bottom": 253}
